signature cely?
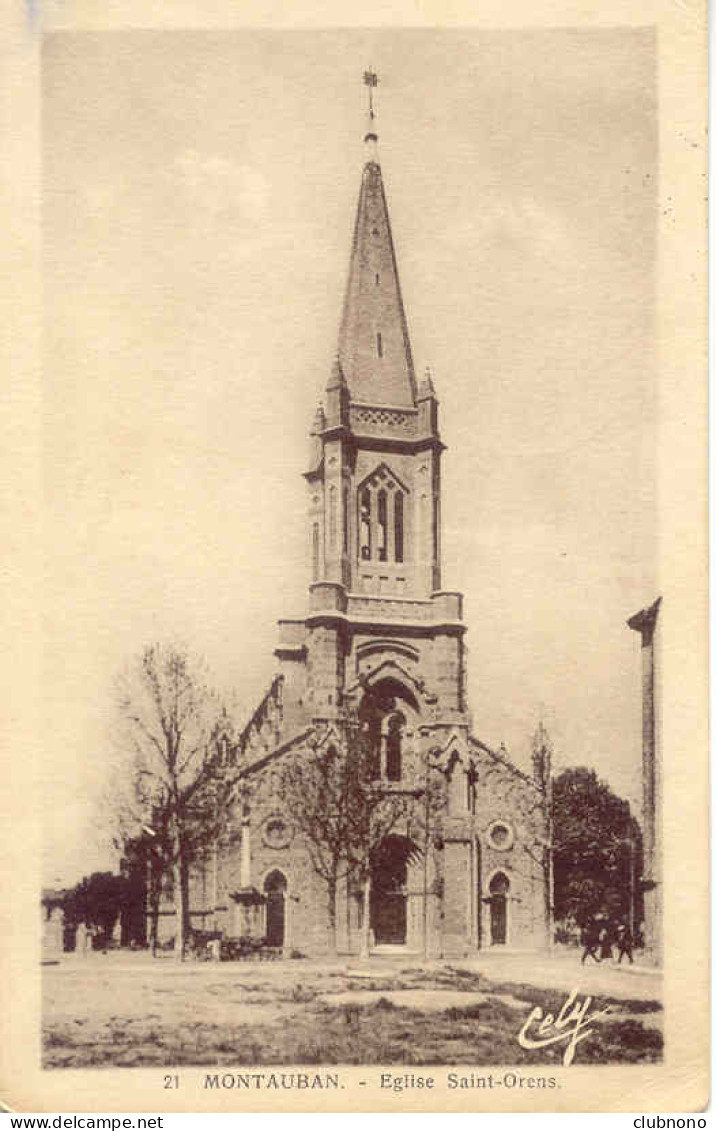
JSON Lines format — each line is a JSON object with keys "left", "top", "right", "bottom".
{"left": 518, "top": 988, "right": 613, "bottom": 1066}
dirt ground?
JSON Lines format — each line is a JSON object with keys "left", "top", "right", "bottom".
{"left": 42, "top": 951, "right": 663, "bottom": 1069}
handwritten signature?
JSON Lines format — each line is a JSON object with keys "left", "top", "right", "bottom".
{"left": 518, "top": 989, "right": 613, "bottom": 1066}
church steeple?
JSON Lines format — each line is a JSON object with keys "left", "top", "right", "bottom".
{"left": 303, "top": 74, "right": 448, "bottom": 606}
{"left": 336, "top": 73, "right": 417, "bottom": 409}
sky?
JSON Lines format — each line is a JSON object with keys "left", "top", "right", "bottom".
{"left": 41, "top": 29, "right": 657, "bottom": 887}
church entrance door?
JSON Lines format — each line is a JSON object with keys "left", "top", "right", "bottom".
{"left": 371, "top": 885, "right": 407, "bottom": 945}
{"left": 489, "top": 872, "right": 510, "bottom": 945}
{"left": 264, "top": 870, "right": 287, "bottom": 948}
{"left": 370, "top": 836, "right": 416, "bottom": 946}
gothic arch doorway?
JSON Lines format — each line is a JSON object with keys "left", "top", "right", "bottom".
{"left": 264, "top": 870, "right": 287, "bottom": 948}
{"left": 489, "top": 871, "right": 510, "bottom": 945}
{"left": 370, "top": 835, "right": 420, "bottom": 946}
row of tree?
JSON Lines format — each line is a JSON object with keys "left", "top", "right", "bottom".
{"left": 110, "top": 644, "right": 239, "bottom": 960}
{"left": 88, "top": 642, "right": 642, "bottom": 959}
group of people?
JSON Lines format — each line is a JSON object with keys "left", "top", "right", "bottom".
{"left": 580, "top": 917, "right": 635, "bottom": 965}
{"left": 74, "top": 921, "right": 104, "bottom": 954}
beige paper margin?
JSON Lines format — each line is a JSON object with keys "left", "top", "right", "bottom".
{"left": 0, "top": 0, "right": 708, "bottom": 1114}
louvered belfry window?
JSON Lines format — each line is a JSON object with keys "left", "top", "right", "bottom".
{"left": 357, "top": 467, "right": 408, "bottom": 565}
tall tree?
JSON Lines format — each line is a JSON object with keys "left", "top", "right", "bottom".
{"left": 551, "top": 766, "right": 643, "bottom": 928}
{"left": 64, "top": 871, "right": 127, "bottom": 948}
{"left": 279, "top": 711, "right": 436, "bottom": 956}
{"left": 113, "top": 644, "right": 237, "bottom": 960}
{"left": 525, "top": 721, "right": 554, "bottom": 946}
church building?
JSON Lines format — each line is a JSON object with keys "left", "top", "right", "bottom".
{"left": 186, "top": 81, "right": 549, "bottom": 957}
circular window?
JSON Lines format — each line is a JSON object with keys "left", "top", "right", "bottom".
{"left": 487, "top": 820, "right": 514, "bottom": 852}
{"left": 261, "top": 813, "right": 293, "bottom": 850}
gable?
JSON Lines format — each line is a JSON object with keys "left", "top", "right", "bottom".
{"left": 356, "top": 462, "right": 410, "bottom": 496}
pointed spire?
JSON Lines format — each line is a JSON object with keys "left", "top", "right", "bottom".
{"left": 337, "top": 74, "right": 417, "bottom": 410}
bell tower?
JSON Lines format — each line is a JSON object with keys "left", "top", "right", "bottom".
{"left": 278, "top": 73, "right": 466, "bottom": 726}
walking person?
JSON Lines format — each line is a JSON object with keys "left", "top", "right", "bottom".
{"left": 599, "top": 919, "right": 614, "bottom": 963}
{"left": 75, "top": 920, "right": 87, "bottom": 956}
{"left": 580, "top": 919, "right": 601, "bottom": 964}
{"left": 615, "top": 922, "right": 634, "bottom": 964}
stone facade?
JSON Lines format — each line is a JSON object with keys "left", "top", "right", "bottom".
{"left": 163, "top": 107, "right": 549, "bottom": 957}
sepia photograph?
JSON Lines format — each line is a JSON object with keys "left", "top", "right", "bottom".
{"left": 1, "top": 7, "right": 706, "bottom": 1114}
{"left": 37, "top": 28, "right": 666, "bottom": 1073}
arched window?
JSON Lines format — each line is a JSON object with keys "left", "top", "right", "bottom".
{"left": 489, "top": 871, "right": 510, "bottom": 896}
{"left": 448, "top": 756, "right": 466, "bottom": 813}
{"left": 264, "top": 870, "right": 287, "bottom": 949}
{"left": 394, "top": 491, "right": 404, "bottom": 563}
{"left": 357, "top": 469, "right": 408, "bottom": 565}
{"left": 343, "top": 486, "right": 349, "bottom": 553}
{"left": 385, "top": 712, "right": 405, "bottom": 781}
{"left": 360, "top": 489, "right": 371, "bottom": 561}
{"left": 467, "top": 764, "right": 477, "bottom": 814}
{"left": 377, "top": 489, "right": 388, "bottom": 561}
{"left": 359, "top": 697, "right": 382, "bottom": 780}
{"left": 360, "top": 683, "right": 415, "bottom": 782}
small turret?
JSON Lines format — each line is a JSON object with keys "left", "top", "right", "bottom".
{"left": 418, "top": 367, "right": 436, "bottom": 400}
{"left": 306, "top": 405, "right": 325, "bottom": 475}
{"left": 324, "top": 355, "right": 349, "bottom": 428}
{"left": 417, "top": 366, "right": 439, "bottom": 435}
{"left": 531, "top": 722, "right": 553, "bottom": 792}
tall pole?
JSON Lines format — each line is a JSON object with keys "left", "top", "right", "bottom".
{"left": 628, "top": 831, "right": 636, "bottom": 937}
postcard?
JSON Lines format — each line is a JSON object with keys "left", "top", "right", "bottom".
{"left": 1, "top": 0, "right": 707, "bottom": 1114}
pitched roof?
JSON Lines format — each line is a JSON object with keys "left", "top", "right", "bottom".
{"left": 469, "top": 735, "right": 542, "bottom": 793}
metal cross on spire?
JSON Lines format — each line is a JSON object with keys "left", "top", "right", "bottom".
{"left": 363, "top": 70, "right": 378, "bottom": 120}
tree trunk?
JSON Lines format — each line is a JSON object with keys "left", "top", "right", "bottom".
{"left": 180, "top": 852, "right": 191, "bottom": 950}
{"left": 149, "top": 855, "right": 161, "bottom": 957}
{"left": 327, "top": 875, "right": 338, "bottom": 955}
{"left": 360, "top": 873, "right": 371, "bottom": 960}
{"left": 171, "top": 821, "right": 193, "bottom": 963}
{"left": 173, "top": 854, "right": 185, "bottom": 962}
{"left": 150, "top": 897, "right": 159, "bottom": 956}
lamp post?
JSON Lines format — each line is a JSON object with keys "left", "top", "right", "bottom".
{"left": 624, "top": 825, "right": 636, "bottom": 938}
